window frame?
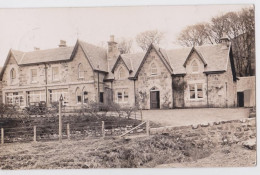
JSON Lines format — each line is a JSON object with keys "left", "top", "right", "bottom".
{"left": 10, "top": 68, "right": 16, "bottom": 83}
{"left": 30, "top": 69, "right": 38, "bottom": 83}
{"left": 52, "top": 66, "right": 60, "bottom": 81}
{"left": 78, "top": 63, "right": 84, "bottom": 79}
{"left": 118, "top": 67, "right": 126, "bottom": 80}
{"left": 189, "top": 83, "right": 204, "bottom": 100}
{"left": 191, "top": 60, "right": 199, "bottom": 73}
{"left": 116, "top": 89, "right": 129, "bottom": 103}
{"left": 150, "top": 63, "right": 157, "bottom": 76}
{"left": 75, "top": 88, "right": 82, "bottom": 104}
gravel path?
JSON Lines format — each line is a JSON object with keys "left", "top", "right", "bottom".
{"left": 142, "top": 108, "right": 250, "bottom": 127}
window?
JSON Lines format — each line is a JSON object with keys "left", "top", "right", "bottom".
{"left": 76, "top": 88, "right": 82, "bottom": 104}
{"left": 189, "top": 83, "right": 203, "bottom": 100}
{"left": 83, "top": 91, "right": 88, "bottom": 104}
{"left": 78, "top": 64, "right": 84, "bottom": 79}
{"left": 52, "top": 67, "right": 59, "bottom": 81}
{"left": 10, "top": 68, "right": 16, "bottom": 82}
{"left": 6, "top": 92, "right": 25, "bottom": 106}
{"left": 191, "top": 60, "right": 199, "bottom": 73}
{"left": 118, "top": 67, "right": 126, "bottom": 79}
{"left": 49, "top": 89, "right": 68, "bottom": 105}
{"left": 27, "top": 91, "right": 46, "bottom": 104}
{"left": 116, "top": 89, "right": 129, "bottom": 103}
{"left": 31, "top": 69, "right": 37, "bottom": 83}
{"left": 150, "top": 63, "right": 157, "bottom": 75}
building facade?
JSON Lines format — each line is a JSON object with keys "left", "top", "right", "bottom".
{"left": 0, "top": 36, "right": 237, "bottom": 109}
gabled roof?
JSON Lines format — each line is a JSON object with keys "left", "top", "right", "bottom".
{"left": 183, "top": 47, "right": 207, "bottom": 67}
{"left": 166, "top": 44, "right": 231, "bottom": 74}
{"left": 134, "top": 44, "right": 173, "bottom": 78}
{"left": 78, "top": 40, "right": 107, "bottom": 72}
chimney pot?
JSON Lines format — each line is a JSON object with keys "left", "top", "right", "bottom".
{"left": 59, "top": 40, "right": 67, "bottom": 47}
{"left": 34, "top": 47, "right": 40, "bottom": 51}
{"left": 110, "top": 35, "right": 115, "bottom": 42}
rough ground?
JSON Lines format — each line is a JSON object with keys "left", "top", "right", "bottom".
{"left": 142, "top": 108, "right": 250, "bottom": 126}
{"left": 0, "top": 133, "right": 256, "bottom": 169}
{"left": 157, "top": 144, "right": 256, "bottom": 168}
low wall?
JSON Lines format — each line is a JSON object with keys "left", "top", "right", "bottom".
{"left": 150, "top": 118, "right": 256, "bottom": 144}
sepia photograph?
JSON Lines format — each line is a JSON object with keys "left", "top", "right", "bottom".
{"left": 0, "top": 1, "right": 257, "bottom": 172}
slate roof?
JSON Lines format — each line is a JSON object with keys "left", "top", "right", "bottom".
{"left": 79, "top": 40, "right": 107, "bottom": 72}
{"left": 0, "top": 39, "right": 232, "bottom": 81}
{"left": 14, "top": 47, "right": 74, "bottom": 65}
{"left": 164, "top": 44, "right": 230, "bottom": 74}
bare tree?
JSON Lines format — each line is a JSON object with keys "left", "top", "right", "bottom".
{"left": 175, "top": 7, "right": 255, "bottom": 76}
{"left": 177, "top": 23, "right": 214, "bottom": 47}
{"left": 118, "top": 38, "right": 133, "bottom": 54}
{"left": 136, "top": 30, "right": 164, "bottom": 51}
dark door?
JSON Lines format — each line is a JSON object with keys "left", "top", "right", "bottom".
{"left": 150, "top": 91, "right": 160, "bottom": 109}
{"left": 237, "top": 92, "right": 244, "bottom": 107}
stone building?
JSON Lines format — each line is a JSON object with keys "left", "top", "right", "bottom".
{"left": 237, "top": 76, "right": 255, "bottom": 107}
{"left": 0, "top": 35, "right": 237, "bottom": 109}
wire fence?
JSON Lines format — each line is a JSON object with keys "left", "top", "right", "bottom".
{"left": 0, "top": 120, "right": 148, "bottom": 144}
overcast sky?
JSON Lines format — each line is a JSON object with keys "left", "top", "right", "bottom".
{"left": 0, "top": 4, "right": 253, "bottom": 66}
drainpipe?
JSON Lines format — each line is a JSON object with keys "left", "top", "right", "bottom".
{"left": 206, "top": 74, "right": 209, "bottom": 108}
{"left": 134, "top": 79, "right": 136, "bottom": 106}
{"left": 111, "top": 81, "right": 113, "bottom": 102}
{"left": 97, "top": 66, "right": 100, "bottom": 103}
{"left": 44, "top": 63, "right": 48, "bottom": 106}
{"left": 225, "top": 82, "right": 228, "bottom": 108}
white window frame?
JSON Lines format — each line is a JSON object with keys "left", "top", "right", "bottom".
{"left": 6, "top": 92, "right": 25, "bottom": 107}
{"left": 50, "top": 89, "right": 68, "bottom": 105}
{"left": 10, "top": 68, "right": 16, "bottom": 83}
{"left": 78, "top": 64, "right": 84, "bottom": 79}
{"left": 150, "top": 63, "right": 157, "bottom": 76}
{"left": 30, "top": 69, "right": 38, "bottom": 83}
{"left": 27, "top": 91, "right": 46, "bottom": 104}
{"left": 52, "top": 66, "right": 60, "bottom": 81}
{"left": 116, "top": 89, "right": 129, "bottom": 103}
{"left": 189, "top": 83, "right": 204, "bottom": 100}
{"left": 118, "top": 67, "right": 126, "bottom": 80}
{"left": 191, "top": 60, "right": 199, "bottom": 73}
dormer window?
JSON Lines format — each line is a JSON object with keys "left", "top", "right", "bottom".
{"left": 78, "top": 64, "right": 84, "bottom": 79}
{"left": 118, "top": 67, "right": 126, "bottom": 80}
{"left": 191, "top": 60, "right": 199, "bottom": 73}
{"left": 10, "top": 68, "right": 16, "bottom": 82}
{"left": 150, "top": 63, "right": 157, "bottom": 75}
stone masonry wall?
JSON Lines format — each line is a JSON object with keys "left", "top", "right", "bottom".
{"left": 150, "top": 118, "right": 256, "bottom": 145}
{"left": 112, "top": 59, "right": 135, "bottom": 107}
{"left": 136, "top": 48, "right": 173, "bottom": 109}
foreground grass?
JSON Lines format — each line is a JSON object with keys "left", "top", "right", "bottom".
{"left": 0, "top": 134, "right": 214, "bottom": 169}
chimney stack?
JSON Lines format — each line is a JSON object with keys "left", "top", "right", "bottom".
{"left": 219, "top": 32, "right": 230, "bottom": 47}
{"left": 34, "top": 47, "right": 40, "bottom": 51}
{"left": 59, "top": 40, "right": 67, "bottom": 47}
{"left": 107, "top": 35, "right": 119, "bottom": 60}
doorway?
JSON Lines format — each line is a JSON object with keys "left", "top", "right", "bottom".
{"left": 237, "top": 92, "right": 244, "bottom": 107}
{"left": 150, "top": 91, "right": 160, "bottom": 109}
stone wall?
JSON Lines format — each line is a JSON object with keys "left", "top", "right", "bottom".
{"left": 150, "top": 118, "right": 256, "bottom": 145}
{"left": 112, "top": 59, "right": 135, "bottom": 107}
{"left": 136, "top": 49, "right": 173, "bottom": 109}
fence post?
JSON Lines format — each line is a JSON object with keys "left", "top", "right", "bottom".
{"left": 140, "top": 108, "right": 143, "bottom": 121}
{"left": 1, "top": 128, "right": 4, "bottom": 144}
{"left": 101, "top": 121, "right": 105, "bottom": 138}
{"left": 67, "top": 123, "right": 70, "bottom": 140}
{"left": 33, "top": 126, "right": 37, "bottom": 142}
{"left": 59, "top": 98, "right": 62, "bottom": 143}
{"left": 146, "top": 121, "right": 150, "bottom": 136}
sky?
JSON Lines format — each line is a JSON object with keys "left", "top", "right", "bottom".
{"left": 0, "top": 4, "right": 253, "bottom": 66}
